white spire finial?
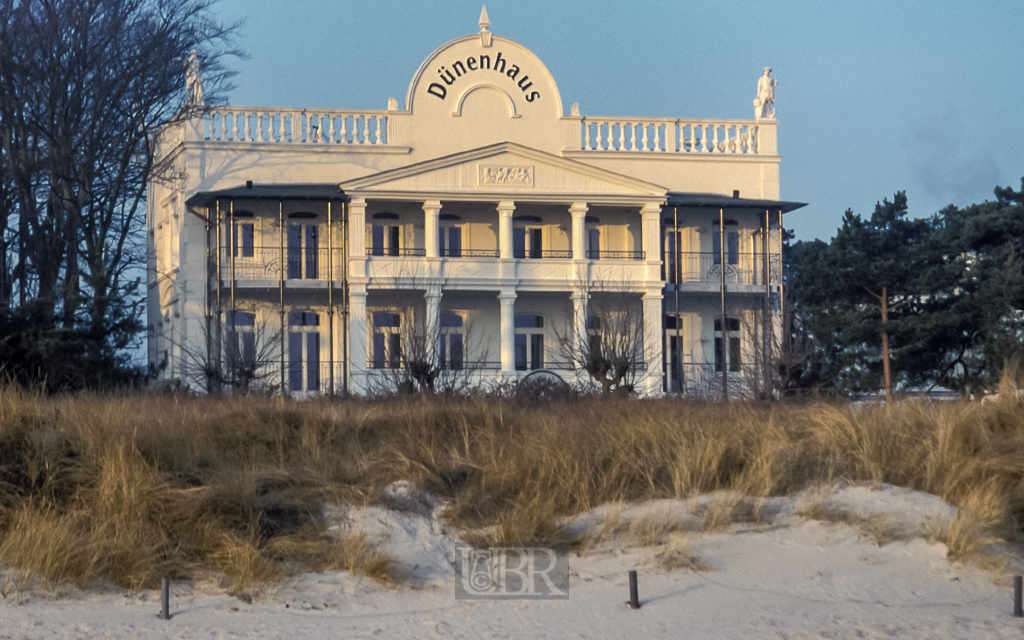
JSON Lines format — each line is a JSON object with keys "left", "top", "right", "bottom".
{"left": 478, "top": 6, "right": 492, "bottom": 46}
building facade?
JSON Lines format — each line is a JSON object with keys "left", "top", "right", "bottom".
{"left": 147, "top": 12, "right": 803, "bottom": 397}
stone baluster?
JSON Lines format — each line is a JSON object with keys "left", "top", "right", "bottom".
{"left": 375, "top": 116, "right": 384, "bottom": 144}
{"left": 641, "top": 124, "right": 649, "bottom": 152}
{"left": 618, "top": 122, "right": 626, "bottom": 151}
{"left": 595, "top": 122, "right": 603, "bottom": 150}
{"left": 339, "top": 115, "right": 348, "bottom": 144}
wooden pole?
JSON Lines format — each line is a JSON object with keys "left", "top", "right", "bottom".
{"left": 628, "top": 570, "right": 641, "bottom": 609}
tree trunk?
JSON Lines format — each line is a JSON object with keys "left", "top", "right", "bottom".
{"left": 881, "top": 286, "right": 892, "bottom": 404}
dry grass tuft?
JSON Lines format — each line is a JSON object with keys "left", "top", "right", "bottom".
{"left": 653, "top": 533, "right": 709, "bottom": 572}
{"left": 700, "top": 493, "right": 763, "bottom": 533}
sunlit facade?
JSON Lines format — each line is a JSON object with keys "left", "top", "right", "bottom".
{"left": 147, "top": 13, "right": 803, "bottom": 396}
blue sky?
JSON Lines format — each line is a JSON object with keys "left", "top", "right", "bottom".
{"left": 212, "top": 0, "right": 1024, "bottom": 241}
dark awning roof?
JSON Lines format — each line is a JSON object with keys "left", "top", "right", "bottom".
{"left": 666, "top": 192, "right": 806, "bottom": 213}
{"left": 185, "top": 183, "right": 346, "bottom": 207}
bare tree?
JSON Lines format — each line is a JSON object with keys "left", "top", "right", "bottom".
{"left": 555, "top": 280, "right": 646, "bottom": 395}
{"left": 0, "top": 0, "right": 239, "bottom": 386}
{"left": 171, "top": 305, "right": 282, "bottom": 394}
{"left": 367, "top": 295, "right": 487, "bottom": 396}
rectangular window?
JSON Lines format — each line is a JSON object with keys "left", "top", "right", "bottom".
{"left": 371, "top": 225, "right": 401, "bottom": 256}
{"left": 288, "top": 311, "right": 319, "bottom": 392}
{"left": 440, "top": 226, "right": 462, "bottom": 257}
{"left": 714, "top": 336, "right": 741, "bottom": 372}
{"left": 287, "top": 225, "right": 318, "bottom": 279}
{"left": 665, "top": 230, "right": 677, "bottom": 283}
{"left": 588, "top": 228, "right": 600, "bottom": 259}
{"left": 712, "top": 231, "right": 740, "bottom": 266}
{"left": 231, "top": 223, "right": 254, "bottom": 258}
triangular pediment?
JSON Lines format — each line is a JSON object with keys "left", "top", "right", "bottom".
{"left": 341, "top": 142, "right": 668, "bottom": 203}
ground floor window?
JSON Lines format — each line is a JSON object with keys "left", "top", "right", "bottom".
{"left": 714, "top": 316, "right": 741, "bottom": 373}
{"left": 515, "top": 314, "right": 544, "bottom": 370}
{"left": 439, "top": 312, "right": 464, "bottom": 370}
{"left": 227, "top": 311, "right": 256, "bottom": 371}
{"left": 372, "top": 311, "right": 402, "bottom": 369}
{"left": 289, "top": 311, "right": 319, "bottom": 392}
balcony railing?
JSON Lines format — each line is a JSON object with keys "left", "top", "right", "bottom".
{"left": 441, "top": 248, "right": 500, "bottom": 258}
{"left": 366, "top": 247, "right": 427, "bottom": 257}
{"left": 219, "top": 248, "right": 344, "bottom": 281}
{"left": 366, "top": 359, "right": 501, "bottom": 371}
{"left": 579, "top": 118, "right": 763, "bottom": 154}
{"left": 587, "top": 250, "right": 645, "bottom": 260}
{"left": 665, "top": 252, "right": 781, "bottom": 286}
{"left": 513, "top": 249, "right": 573, "bottom": 259}
{"left": 194, "top": 107, "right": 389, "bottom": 145}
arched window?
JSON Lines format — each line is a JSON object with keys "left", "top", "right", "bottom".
{"left": 515, "top": 314, "right": 544, "bottom": 370}
{"left": 439, "top": 312, "right": 464, "bottom": 370}
{"left": 714, "top": 316, "right": 741, "bottom": 373}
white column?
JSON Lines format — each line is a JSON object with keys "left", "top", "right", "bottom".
{"left": 641, "top": 202, "right": 662, "bottom": 281}
{"left": 425, "top": 286, "right": 441, "bottom": 364}
{"left": 571, "top": 291, "right": 587, "bottom": 357}
{"left": 423, "top": 199, "right": 441, "bottom": 258}
{"left": 642, "top": 290, "right": 663, "bottom": 396}
{"left": 570, "top": 202, "right": 587, "bottom": 260}
{"left": 497, "top": 201, "right": 515, "bottom": 259}
{"left": 499, "top": 290, "right": 516, "bottom": 374}
{"left": 348, "top": 287, "right": 368, "bottom": 392}
{"left": 348, "top": 197, "right": 367, "bottom": 279}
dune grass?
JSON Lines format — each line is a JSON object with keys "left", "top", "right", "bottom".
{"left": 1, "top": 378, "right": 1023, "bottom": 593}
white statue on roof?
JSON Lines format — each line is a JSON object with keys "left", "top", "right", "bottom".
{"left": 185, "top": 49, "right": 205, "bottom": 107}
{"left": 753, "top": 67, "right": 777, "bottom": 120}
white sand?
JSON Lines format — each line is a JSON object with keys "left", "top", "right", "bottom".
{"left": 2, "top": 483, "right": 1023, "bottom": 639}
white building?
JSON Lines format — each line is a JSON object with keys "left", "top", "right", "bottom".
{"left": 147, "top": 10, "right": 803, "bottom": 397}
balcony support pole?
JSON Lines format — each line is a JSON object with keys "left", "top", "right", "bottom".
{"left": 214, "top": 201, "right": 222, "bottom": 389}
{"left": 204, "top": 206, "right": 212, "bottom": 393}
{"left": 279, "top": 200, "right": 286, "bottom": 391}
{"left": 229, "top": 200, "right": 236, "bottom": 377}
{"left": 674, "top": 206, "right": 683, "bottom": 394}
{"left": 328, "top": 201, "right": 335, "bottom": 396}
{"left": 342, "top": 200, "right": 349, "bottom": 395}
{"left": 719, "top": 207, "right": 728, "bottom": 402}
{"left": 764, "top": 208, "right": 772, "bottom": 399}
{"left": 778, "top": 209, "right": 786, "bottom": 352}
